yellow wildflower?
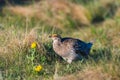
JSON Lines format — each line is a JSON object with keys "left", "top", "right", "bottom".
{"left": 31, "top": 42, "right": 37, "bottom": 48}
{"left": 34, "top": 65, "right": 42, "bottom": 72}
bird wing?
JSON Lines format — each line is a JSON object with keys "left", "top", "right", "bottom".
{"left": 61, "top": 37, "right": 92, "bottom": 55}
{"left": 61, "top": 37, "right": 92, "bottom": 56}
{"left": 61, "top": 37, "right": 86, "bottom": 52}
{"left": 61, "top": 37, "right": 78, "bottom": 55}
{"left": 73, "top": 39, "right": 87, "bottom": 52}
{"left": 74, "top": 39, "right": 93, "bottom": 56}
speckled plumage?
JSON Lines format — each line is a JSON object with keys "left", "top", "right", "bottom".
{"left": 49, "top": 34, "right": 93, "bottom": 63}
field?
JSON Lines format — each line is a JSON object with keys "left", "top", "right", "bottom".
{"left": 0, "top": 0, "right": 120, "bottom": 80}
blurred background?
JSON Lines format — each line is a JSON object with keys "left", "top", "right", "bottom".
{"left": 0, "top": 0, "right": 120, "bottom": 28}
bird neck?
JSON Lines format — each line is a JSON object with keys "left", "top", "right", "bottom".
{"left": 53, "top": 38, "right": 62, "bottom": 46}
{"left": 53, "top": 38, "right": 62, "bottom": 56}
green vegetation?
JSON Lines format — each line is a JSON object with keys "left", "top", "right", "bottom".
{"left": 0, "top": 0, "right": 120, "bottom": 80}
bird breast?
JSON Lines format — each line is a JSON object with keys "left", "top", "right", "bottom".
{"left": 53, "top": 40, "right": 71, "bottom": 57}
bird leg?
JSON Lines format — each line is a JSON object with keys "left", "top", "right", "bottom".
{"left": 67, "top": 59, "right": 72, "bottom": 64}
{"left": 62, "top": 57, "right": 67, "bottom": 61}
{"left": 62, "top": 57, "right": 72, "bottom": 64}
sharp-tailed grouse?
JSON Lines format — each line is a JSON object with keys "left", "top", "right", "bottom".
{"left": 49, "top": 34, "right": 93, "bottom": 63}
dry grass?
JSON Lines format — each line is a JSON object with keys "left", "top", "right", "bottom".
{"left": 115, "top": 8, "right": 120, "bottom": 18}
{"left": 101, "top": 19, "right": 120, "bottom": 47}
{"left": 6, "top": 0, "right": 90, "bottom": 29}
{"left": 54, "top": 67, "right": 115, "bottom": 80}
{"left": 0, "top": 27, "right": 46, "bottom": 61}
{"left": 0, "top": 17, "right": 120, "bottom": 80}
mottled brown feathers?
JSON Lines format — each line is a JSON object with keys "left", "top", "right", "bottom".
{"left": 49, "top": 34, "right": 93, "bottom": 63}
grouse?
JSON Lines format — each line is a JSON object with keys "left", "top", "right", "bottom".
{"left": 49, "top": 34, "right": 93, "bottom": 63}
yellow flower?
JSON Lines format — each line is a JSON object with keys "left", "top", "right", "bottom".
{"left": 31, "top": 42, "right": 37, "bottom": 48}
{"left": 34, "top": 65, "right": 42, "bottom": 72}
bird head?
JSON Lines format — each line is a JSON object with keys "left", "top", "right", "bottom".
{"left": 49, "top": 34, "right": 61, "bottom": 41}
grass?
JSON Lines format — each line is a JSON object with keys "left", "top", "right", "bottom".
{"left": 0, "top": 0, "right": 120, "bottom": 80}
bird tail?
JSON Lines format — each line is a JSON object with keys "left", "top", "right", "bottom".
{"left": 85, "top": 42, "right": 93, "bottom": 55}
{"left": 87, "top": 38, "right": 96, "bottom": 53}
{"left": 87, "top": 42, "right": 93, "bottom": 49}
